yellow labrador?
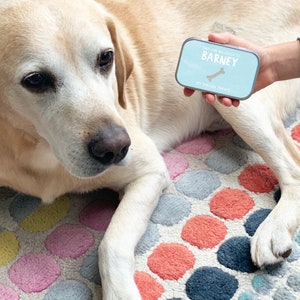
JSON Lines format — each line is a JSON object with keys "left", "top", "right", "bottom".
{"left": 0, "top": 0, "right": 300, "bottom": 299}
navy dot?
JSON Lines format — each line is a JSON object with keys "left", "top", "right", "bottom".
{"left": 175, "top": 170, "right": 220, "bottom": 200}
{"left": 151, "top": 194, "right": 191, "bottom": 226}
{"left": 274, "top": 189, "right": 281, "bottom": 203}
{"left": 186, "top": 267, "right": 238, "bottom": 300}
{"left": 217, "top": 237, "right": 258, "bottom": 273}
{"left": 205, "top": 146, "right": 248, "bottom": 174}
{"left": 244, "top": 209, "right": 271, "bottom": 237}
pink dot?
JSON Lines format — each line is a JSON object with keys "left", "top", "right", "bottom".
{"left": 9, "top": 254, "right": 60, "bottom": 293}
{"left": 135, "top": 272, "right": 164, "bottom": 300}
{"left": 162, "top": 152, "right": 189, "bottom": 179}
{"left": 45, "top": 224, "right": 94, "bottom": 259}
{"left": 182, "top": 215, "right": 227, "bottom": 249}
{"left": 79, "top": 199, "right": 118, "bottom": 231}
{"left": 0, "top": 285, "right": 19, "bottom": 300}
{"left": 147, "top": 243, "right": 195, "bottom": 280}
{"left": 176, "top": 135, "right": 216, "bottom": 155}
{"left": 210, "top": 188, "right": 254, "bottom": 220}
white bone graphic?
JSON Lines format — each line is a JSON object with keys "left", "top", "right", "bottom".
{"left": 207, "top": 67, "right": 225, "bottom": 82}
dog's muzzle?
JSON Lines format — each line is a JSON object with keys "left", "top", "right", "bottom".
{"left": 88, "top": 124, "right": 131, "bottom": 166}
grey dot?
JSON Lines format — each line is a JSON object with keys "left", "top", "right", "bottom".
{"left": 135, "top": 222, "right": 160, "bottom": 255}
{"left": 175, "top": 170, "right": 220, "bottom": 199}
{"left": 272, "top": 288, "right": 296, "bottom": 300}
{"left": 287, "top": 273, "right": 300, "bottom": 292}
{"left": 205, "top": 146, "right": 248, "bottom": 174}
{"left": 151, "top": 194, "right": 191, "bottom": 226}
{"left": 44, "top": 280, "right": 92, "bottom": 300}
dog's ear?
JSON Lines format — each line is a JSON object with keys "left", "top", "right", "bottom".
{"left": 107, "top": 18, "right": 133, "bottom": 109}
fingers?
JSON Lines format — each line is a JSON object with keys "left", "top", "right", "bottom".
{"left": 208, "top": 32, "right": 259, "bottom": 53}
{"left": 203, "top": 92, "right": 240, "bottom": 107}
{"left": 202, "top": 93, "right": 216, "bottom": 104}
{"left": 185, "top": 88, "right": 240, "bottom": 107}
{"left": 183, "top": 87, "right": 195, "bottom": 97}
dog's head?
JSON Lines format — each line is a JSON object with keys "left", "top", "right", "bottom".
{"left": 0, "top": 0, "right": 133, "bottom": 178}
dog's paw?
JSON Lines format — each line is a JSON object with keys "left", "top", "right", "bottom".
{"left": 251, "top": 212, "right": 294, "bottom": 267}
{"left": 102, "top": 280, "right": 142, "bottom": 300}
{"left": 99, "top": 241, "right": 142, "bottom": 300}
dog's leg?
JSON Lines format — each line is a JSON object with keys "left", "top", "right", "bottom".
{"left": 98, "top": 138, "right": 169, "bottom": 300}
{"left": 213, "top": 81, "right": 300, "bottom": 267}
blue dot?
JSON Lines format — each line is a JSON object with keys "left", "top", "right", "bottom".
{"left": 175, "top": 170, "right": 220, "bottom": 200}
{"left": 238, "top": 291, "right": 259, "bottom": 300}
{"left": 44, "top": 280, "right": 92, "bottom": 300}
{"left": 287, "top": 245, "right": 300, "bottom": 262}
{"left": 135, "top": 222, "right": 160, "bottom": 255}
{"left": 217, "top": 237, "right": 258, "bottom": 273}
{"left": 295, "top": 232, "right": 300, "bottom": 246}
{"left": 251, "top": 275, "right": 272, "bottom": 295}
{"left": 151, "top": 194, "right": 191, "bottom": 226}
{"left": 244, "top": 209, "right": 271, "bottom": 237}
{"left": 205, "top": 146, "right": 248, "bottom": 174}
{"left": 186, "top": 267, "right": 238, "bottom": 300}
{"left": 80, "top": 250, "right": 101, "bottom": 285}
{"left": 9, "top": 193, "right": 41, "bottom": 222}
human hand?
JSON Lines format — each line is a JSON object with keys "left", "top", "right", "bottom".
{"left": 184, "top": 32, "right": 274, "bottom": 107}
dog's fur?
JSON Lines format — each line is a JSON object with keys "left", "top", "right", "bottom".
{"left": 1, "top": 0, "right": 300, "bottom": 298}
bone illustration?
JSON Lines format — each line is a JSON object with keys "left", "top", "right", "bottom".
{"left": 207, "top": 68, "right": 225, "bottom": 82}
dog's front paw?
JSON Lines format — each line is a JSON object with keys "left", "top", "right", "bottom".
{"left": 251, "top": 210, "right": 294, "bottom": 267}
{"left": 100, "top": 265, "right": 142, "bottom": 300}
{"left": 102, "top": 283, "right": 142, "bottom": 300}
{"left": 99, "top": 240, "right": 142, "bottom": 300}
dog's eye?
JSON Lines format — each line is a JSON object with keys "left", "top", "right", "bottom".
{"left": 98, "top": 50, "right": 114, "bottom": 73}
{"left": 21, "top": 72, "right": 55, "bottom": 93}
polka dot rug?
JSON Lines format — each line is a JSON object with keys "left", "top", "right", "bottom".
{"left": 1, "top": 108, "right": 300, "bottom": 300}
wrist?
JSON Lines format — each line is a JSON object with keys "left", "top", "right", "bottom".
{"left": 260, "top": 46, "right": 278, "bottom": 86}
{"left": 270, "top": 40, "right": 300, "bottom": 82}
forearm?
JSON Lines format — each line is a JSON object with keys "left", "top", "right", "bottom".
{"left": 266, "top": 39, "right": 300, "bottom": 83}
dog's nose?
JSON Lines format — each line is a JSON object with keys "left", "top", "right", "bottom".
{"left": 88, "top": 124, "right": 131, "bottom": 165}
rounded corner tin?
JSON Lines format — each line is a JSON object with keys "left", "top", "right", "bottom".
{"left": 175, "top": 38, "right": 260, "bottom": 100}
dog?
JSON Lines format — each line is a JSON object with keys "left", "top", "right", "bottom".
{"left": 0, "top": 0, "right": 300, "bottom": 299}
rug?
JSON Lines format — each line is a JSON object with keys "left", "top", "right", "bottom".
{"left": 1, "top": 108, "right": 300, "bottom": 300}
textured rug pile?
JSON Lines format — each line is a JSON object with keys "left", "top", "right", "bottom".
{"left": 1, "top": 107, "right": 300, "bottom": 300}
